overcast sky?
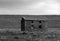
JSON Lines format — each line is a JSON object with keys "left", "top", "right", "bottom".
{"left": 0, "top": 0, "right": 60, "bottom": 15}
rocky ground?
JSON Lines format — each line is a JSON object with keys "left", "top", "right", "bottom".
{"left": 0, "top": 29, "right": 59, "bottom": 41}
{"left": 0, "top": 15, "right": 60, "bottom": 41}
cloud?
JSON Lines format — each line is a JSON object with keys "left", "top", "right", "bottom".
{"left": 0, "top": 0, "right": 60, "bottom": 15}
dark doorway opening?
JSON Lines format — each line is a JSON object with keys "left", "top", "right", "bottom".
{"left": 21, "top": 18, "right": 25, "bottom": 31}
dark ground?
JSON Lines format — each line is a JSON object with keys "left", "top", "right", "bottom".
{"left": 0, "top": 15, "right": 60, "bottom": 29}
{"left": 0, "top": 15, "right": 60, "bottom": 41}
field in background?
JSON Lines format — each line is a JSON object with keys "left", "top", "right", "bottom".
{"left": 0, "top": 15, "right": 60, "bottom": 41}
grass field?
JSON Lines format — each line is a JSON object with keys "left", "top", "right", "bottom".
{"left": 0, "top": 15, "right": 60, "bottom": 41}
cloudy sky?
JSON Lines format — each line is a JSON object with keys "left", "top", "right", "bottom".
{"left": 0, "top": 0, "right": 60, "bottom": 15}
